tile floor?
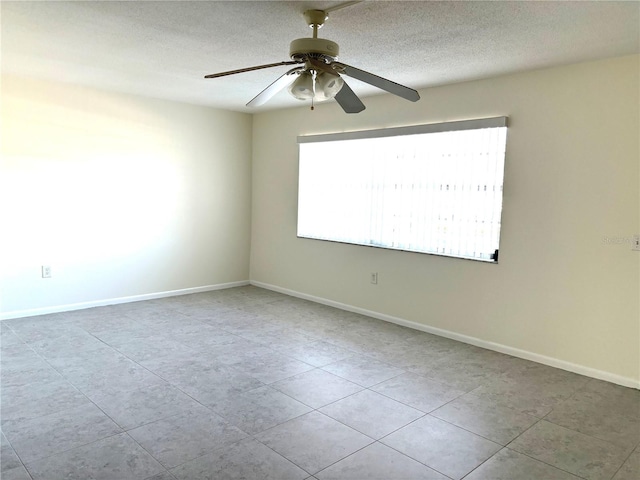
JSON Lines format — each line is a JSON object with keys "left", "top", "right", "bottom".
{"left": 1, "top": 286, "right": 638, "bottom": 480}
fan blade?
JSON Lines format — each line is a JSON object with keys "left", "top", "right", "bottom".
{"left": 333, "top": 62, "right": 420, "bottom": 102}
{"left": 205, "top": 61, "right": 301, "bottom": 79}
{"left": 247, "top": 67, "right": 303, "bottom": 107}
{"left": 334, "top": 80, "right": 366, "bottom": 114}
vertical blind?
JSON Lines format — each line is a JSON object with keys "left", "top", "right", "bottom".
{"left": 297, "top": 117, "right": 508, "bottom": 262}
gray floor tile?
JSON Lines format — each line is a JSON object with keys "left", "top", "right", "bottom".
{"left": 409, "top": 348, "right": 513, "bottom": 391}
{"left": 170, "top": 437, "right": 308, "bottom": 480}
{"left": 545, "top": 393, "right": 640, "bottom": 450}
{"left": 141, "top": 352, "right": 231, "bottom": 379}
{"left": 270, "top": 369, "right": 363, "bottom": 409}
{"left": 108, "top": 334, "right": 200, "bottom": 363}
{"left": 255, "top": 411, "right": 373, "bottom": 474}
{"left": 26, "top": 432, "right": 164, "bottom": 480}
{"left": 1, "top": 358, "right": 64, "bottom": 389}
{"left": 127, "top": 407, "right": 248, "bottom": 468}
{"left": 371, "top": 372, "right": 466, "bottom": 413}
{"left": 28, "top": 330, "right": 110, "bottom": 358}
{"left": 1, "top": 432, "right": 23, "bottom": 473}
{"left": 290, "top": 323, "right": 344, "bottom": 342}
{"left": 363, "top": 343, "right": 452, "bottom": 370}
{"left": 508, "top": 420, "right": 630, "bottom": 480}
{"left": 321, "top": 354, "right": 404, "bottom": 387}
{"left": 67, "top": 306, "right": 134, "bottom": 321}
{"left": 180, "top": 382, "right": 262, "bottom": 412}
{"left": 277, "top": 340, "right": 355, "bottom": 367}
{"left": 3, "top": 403, "right": 122, "bottom": 463}
{"left": 319, "top": 389, "right": 424, "bottom": 439}
{"left": 5, "top": 317, "right": 84, "bottom": 344}
{"left": 431, "top": 393, "right": 539, "bottom": 445}
{"left": 41, "top": 344, "right": 127, "bottom": 370}
{"left": 381, "top": 415, "right": 501, "bottom": 480}
{"left": 127, "top": 311, "right": 193, "bottom": 329}
{"left": 612, "top": 448, "right": 640, "bottom": 480}
{"left": 471, "top": 376, "right": 580, "bottom": 418}
{"left": 0, "top": 328, "right": 26, "bottom": 348}
{"left": 315, "top": 442, "right": 448, "bottom": 480}
{"left": 141, "top": 356, "right": 263, "bottom": 398}
{"left": 91, "top": 323, "right": 160, "bottom": 346}
{"left": 167, "top": 323, "right": 242, "bottom": 349}
{"left": 3, "top": 287, "right": 636, "bottom": 480}
{"left": 321, "top": 333, "right": 383, "bottom": 356}
{"left": 0, "top": 345, "right": 41, "bottom": 364}
{"left": 1, "top": 465, "right": 32, "bottom": 480}
{"left": 203, "top": 339, "right": 275, "bottom": 365}
{"left": 211, "top": 385, "right": 312, "bottom": 434}
{"left": 74, "top": 312, "right": 139, "bottom": 335}
{"left": 578, "top": 379, "right": 640, "bottom": 420}
{"left": 144, "top": 472, "right": 176, "bottom": 480}
{"left": 1, "top": 377, "right": 90, "bottom": 424}
{"left": 179, "top": 304, "right": 237, "bottom": 321}
{"left": 237, "top": 327, "right": 317, "bottom": 350}
{"left": 88, "top": 383, "right": 204, "bottom": 430}
{"left": 230, "top": 351, "right": 315, "bottom": 384}
{"left": 218, "top": 315, "right": 283, "bottom": 336}
{"left": 500, "top": 361, "right": 591, "bottom": 388}
{"left": 58, "top": 354, "right": 166, "bottom": 396}
{"left": 464, "top": 448, "right": 582, "bottom": 480}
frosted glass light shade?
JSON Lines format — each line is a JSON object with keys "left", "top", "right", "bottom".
{"left": 289, "top": 71, "right": 315, "bottom": 100}
{"left": 289, "top": 71, "right": 344, "bottom": 102}
{"left": 314, "top": 72, "right": 344, "bottom": 101}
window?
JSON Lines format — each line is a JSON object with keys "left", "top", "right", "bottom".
{"left": 297, "top": 117, "right": 508, "bottom": 262}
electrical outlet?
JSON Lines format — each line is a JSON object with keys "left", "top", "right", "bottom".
{"left": 633, "top": 235, "right": 640, "bottom": 251}
{"left": 370, "top": 272, "right": 378, "bottom": 284}
{"left": 41, "top": 265, "right": 52, "bottom": 278}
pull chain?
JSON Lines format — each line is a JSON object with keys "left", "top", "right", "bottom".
{"left": 310, "top": 69, "right": 317, "bottom": 111}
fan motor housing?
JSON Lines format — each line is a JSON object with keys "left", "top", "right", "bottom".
{"left": 289, "top": 38, "right": 339, "bottom": 61}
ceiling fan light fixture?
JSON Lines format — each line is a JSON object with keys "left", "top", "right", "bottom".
{"left": 314, "top": 72, "right": 344, "bottom": 101}
{"left": 205, "top": 4, "right": 419, "bottom": 113}
{"left": 288, "top": 71, "right": 315, "bottom": 100}
{"left": 288, "top": 70, "right": 344, "bottom": 102}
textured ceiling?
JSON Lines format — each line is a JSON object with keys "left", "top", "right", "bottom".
{"left": 2, "top": 1, "right": 639, "bottom": 113}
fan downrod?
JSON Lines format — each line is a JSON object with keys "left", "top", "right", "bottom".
{"left": 289, "top": 10, "right": 339, "bottom": 62}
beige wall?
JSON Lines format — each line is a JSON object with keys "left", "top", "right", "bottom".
{"left": 1, "top": 76, "right": 252, "bottom": 315}
{"left": 2, "top": 55, "right": 637, "bottom": 386}
{"left": 251, "top": 55, "right": 640, "bottom": 386}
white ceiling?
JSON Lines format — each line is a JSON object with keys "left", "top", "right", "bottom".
{"left": 2, "top": 0, "right": 639, "bottom": 113}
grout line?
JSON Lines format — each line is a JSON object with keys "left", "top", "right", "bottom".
{"left": 1, "top": 432, "right": 34, "bottom": 480}
{"left": 609, "top": 448, "right": 636, "bottom": 480}
{"left": 376, "top": 440, "right": 455, "bottom": 479}
{"left": 502, "top": 445, "right": 591, "bottom": 480}
{"left": 458, "top": 446, "right": 505, "bottom": 480}
{"left": 501, "top": 419, "right": 604, "bottom": 479}
{"left": 20, "top": 431, "right": 124, "bottom": 470}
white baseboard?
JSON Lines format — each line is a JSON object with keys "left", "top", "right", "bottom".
{"left": 251, "top": 280, "right": 640, "bottom": 390}
{"left": 0, "top": 280, "right": 250, "bottom": 320}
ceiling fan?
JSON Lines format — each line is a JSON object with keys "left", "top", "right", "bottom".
{"left": 204, "top": 4, "right": 420, "bottom": 113}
